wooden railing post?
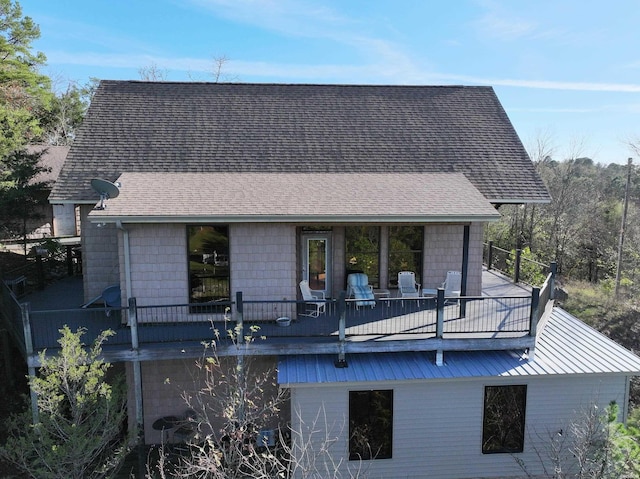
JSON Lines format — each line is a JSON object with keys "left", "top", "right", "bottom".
{"left": 435, "top": 288, "right": 446, "bottom": 366}
{"left": 236, "top": 291, "right": 244, "bottom": 344}
{"left": 549, "top": 262, "right": 557, "bottom": 300}
{"left": 66, "top": 245, "right": 74, "bottom": 276}
{"left": 35, "top": 254, "right": 45, "bottom": 290}
{"left": 529, "top": 287, "right": 540, "bottom": 337}
{"left": 128, "top": 297, "right": 139, "bottom": 348}
{"left": 436, "top": 288, "right": 445, "bottom": 339}
{"left": 514, "top": 248, "right": 522, "bottom": 283}
{"left": 335, "top": 291, "right": 347, "bottom": 367}
{"left": 487, "top": 241, "right": 494, "bottom": 270}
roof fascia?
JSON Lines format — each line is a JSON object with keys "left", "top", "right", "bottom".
{"left": 88, "top": 214, "right": 501, "bottom": 224}
{"left": 490, "top": 199, "right": 551, "bottom": 205}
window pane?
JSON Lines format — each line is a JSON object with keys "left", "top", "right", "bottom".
{"left": 308, "top": 239, "right": 327, "bottom": 291}
{"left": 188, "top": 225, "right": 230, "bottom": 304}
{"left": 349, "top": 390, "right": 393, "bottom": 460}
{"left": 388, "top": 226, "right": 423, "bottom": 288}
{"left": 482, "top": 385, "right": 527, "bottom": 454}
{"left": 345, "top": 226, "right": 380, "bottom": 288}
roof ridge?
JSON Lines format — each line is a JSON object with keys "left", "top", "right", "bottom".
{"left": 99, "top": 79, "right": 487, "bottom": 89}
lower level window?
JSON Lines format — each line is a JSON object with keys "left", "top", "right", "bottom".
{"left": 482, "top": 385, "right": 527, "bottom": 454}
{"left": 349, "top": 389, "right": 393, "bottom": 460}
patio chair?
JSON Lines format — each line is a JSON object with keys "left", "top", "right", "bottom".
{"left": 299, "top": 280, "right": 326, "bottom": 317}
{"left": 423, "top": 270, "right": 462, "bottom": 304}
{"left": 346, "top": 273, "right": 375, "bottom": 309}
{"left": 398, "top": 271, "right": 421, "bottom": 304}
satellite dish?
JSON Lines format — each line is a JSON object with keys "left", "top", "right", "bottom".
{"left": 91, "top": 178, "right": 120, "bottom": 210}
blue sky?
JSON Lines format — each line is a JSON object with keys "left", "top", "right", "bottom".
{"left": 24, "top": 0, "right": 640, "bottom": 164}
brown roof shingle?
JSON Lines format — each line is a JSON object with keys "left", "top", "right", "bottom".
{"left": 88, "top": 172, "right": 501, "bottom": 223}
{"left": 51, "top": 81, "right": 550, "bottom": 204}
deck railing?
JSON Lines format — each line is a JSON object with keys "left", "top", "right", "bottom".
{"left": 0, "top": 281, "right": 27, "bottom": 358}
{"left": 12, "top": 286, "right": 547, "bottom": 360}
{"left": 484, "top": 241, "right": 556, "bottom": 288}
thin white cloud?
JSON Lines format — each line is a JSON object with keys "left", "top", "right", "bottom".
{"left": 470, "top": 0, "right": 577, "bottom": 44}
{"left": 185, "top": 0, "right": 354, "bottom": 40}
{"left": 509, "top": 107, "right": 597, "bottom": 114}
{"left": 474, "top": 12, "right": 536, "bottom": 40}
{"left": 184, "top": 0, "right": 420, "bottom": 78}
{"left": 426, "top": 73, "right": 640, "bottom": 93}
{"left": 35, "top": 14, "right": 156, "bottom": 54}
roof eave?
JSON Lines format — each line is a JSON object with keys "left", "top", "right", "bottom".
{"left": 88, "top": 214, "right": 502, "bottom": 224}
{"left": 491, "top": 198, "right": 551, "bottom": 205}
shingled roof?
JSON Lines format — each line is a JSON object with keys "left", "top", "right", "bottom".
{"left": 50, "top": 81, "right": 550, "bottom": 204}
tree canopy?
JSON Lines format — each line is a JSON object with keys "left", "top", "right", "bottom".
{"left": 0, "top": 0, "right": 51, "bottom": 159}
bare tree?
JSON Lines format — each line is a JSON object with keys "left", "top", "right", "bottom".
{"left": 147, "top": 323, "right": 370, "bottom": 478}
{"left": 139, "top": 62, "right": 168, "bottom": 81}
{"left": 516, "top": 402, "right": 640, "bottom": 479}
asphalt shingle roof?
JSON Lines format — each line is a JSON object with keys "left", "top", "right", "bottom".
{"left": 50, "top": 81, "right": 550, "bottom": 204}
{"left": 88, "top": 171, "right": 501, "bottom": 222}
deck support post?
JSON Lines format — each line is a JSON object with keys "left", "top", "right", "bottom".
{"left": 128, "top": 297, "right": 144, "bottom": 445}
{"left": 335, "top": 291, "right": 347, "bottom": 368}
{"left": 234, "top": 292, "right": 246, "bottom": 422}
{"left": 21, "top": 303, "right": 39, "bottom": 424}
{"left": 435, "top": 350, "right": 444, "bottom": 366}
{"left": 236, "top": 291, "right": 244, "bottom": 344}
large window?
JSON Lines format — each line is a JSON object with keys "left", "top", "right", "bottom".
{"left": 482, "top": 385, "right": 527, "bottom": 454}
{"left": 349, "top": 389, "right": 393, "bottom": 460}
{"left": 388, "top": 226, "right": 423, "bottom": 288}
{"left": 188, "top": 225, "right": 230, "bottom": 305}
{"left": 345, "top": 226, "right": 380, "bottom": 288}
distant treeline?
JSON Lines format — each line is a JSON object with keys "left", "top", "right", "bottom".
{"left": 487, "top": 157, "right": 640, "bottom": 294}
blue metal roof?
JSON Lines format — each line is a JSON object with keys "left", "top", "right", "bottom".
{"left": 278, "top": 307, "right": 640, "bottom": 385}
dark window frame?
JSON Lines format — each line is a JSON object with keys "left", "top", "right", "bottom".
{"left": 187, "top": 225, "right": 230, "bottom": 311}
{"left": 482, "top": 384, "right": 527, "bottom": 454}
{"left": 349, "top": 389, "right": 393, "bottom": 460}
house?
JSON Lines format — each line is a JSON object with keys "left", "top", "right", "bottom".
{"left": 29, "top": 81, "right": 640, "bottom": 477}
{"left": 0, "top": 145, "right": 71, "bottom": 241}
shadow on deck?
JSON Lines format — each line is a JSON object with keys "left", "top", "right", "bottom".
{"left": 13, "top": 268, "right": 542, "bottom": 365}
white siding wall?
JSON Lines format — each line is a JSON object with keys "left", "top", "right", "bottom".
{"left": 290, "top": 374, "right": 628, "bottom": 479}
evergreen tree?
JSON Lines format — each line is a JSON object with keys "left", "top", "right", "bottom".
{"left": 0, "top": 327, "right": 129, "bottom": 479}
{"left": 0, "top": 0, "right": 51, "bottom": 160}
{"left": 0, "top": 147, "right": 50, "bottom": 252}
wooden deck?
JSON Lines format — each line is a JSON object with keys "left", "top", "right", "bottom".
{"left": 15, "top": 269, "right": 541, "bottom": 366}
